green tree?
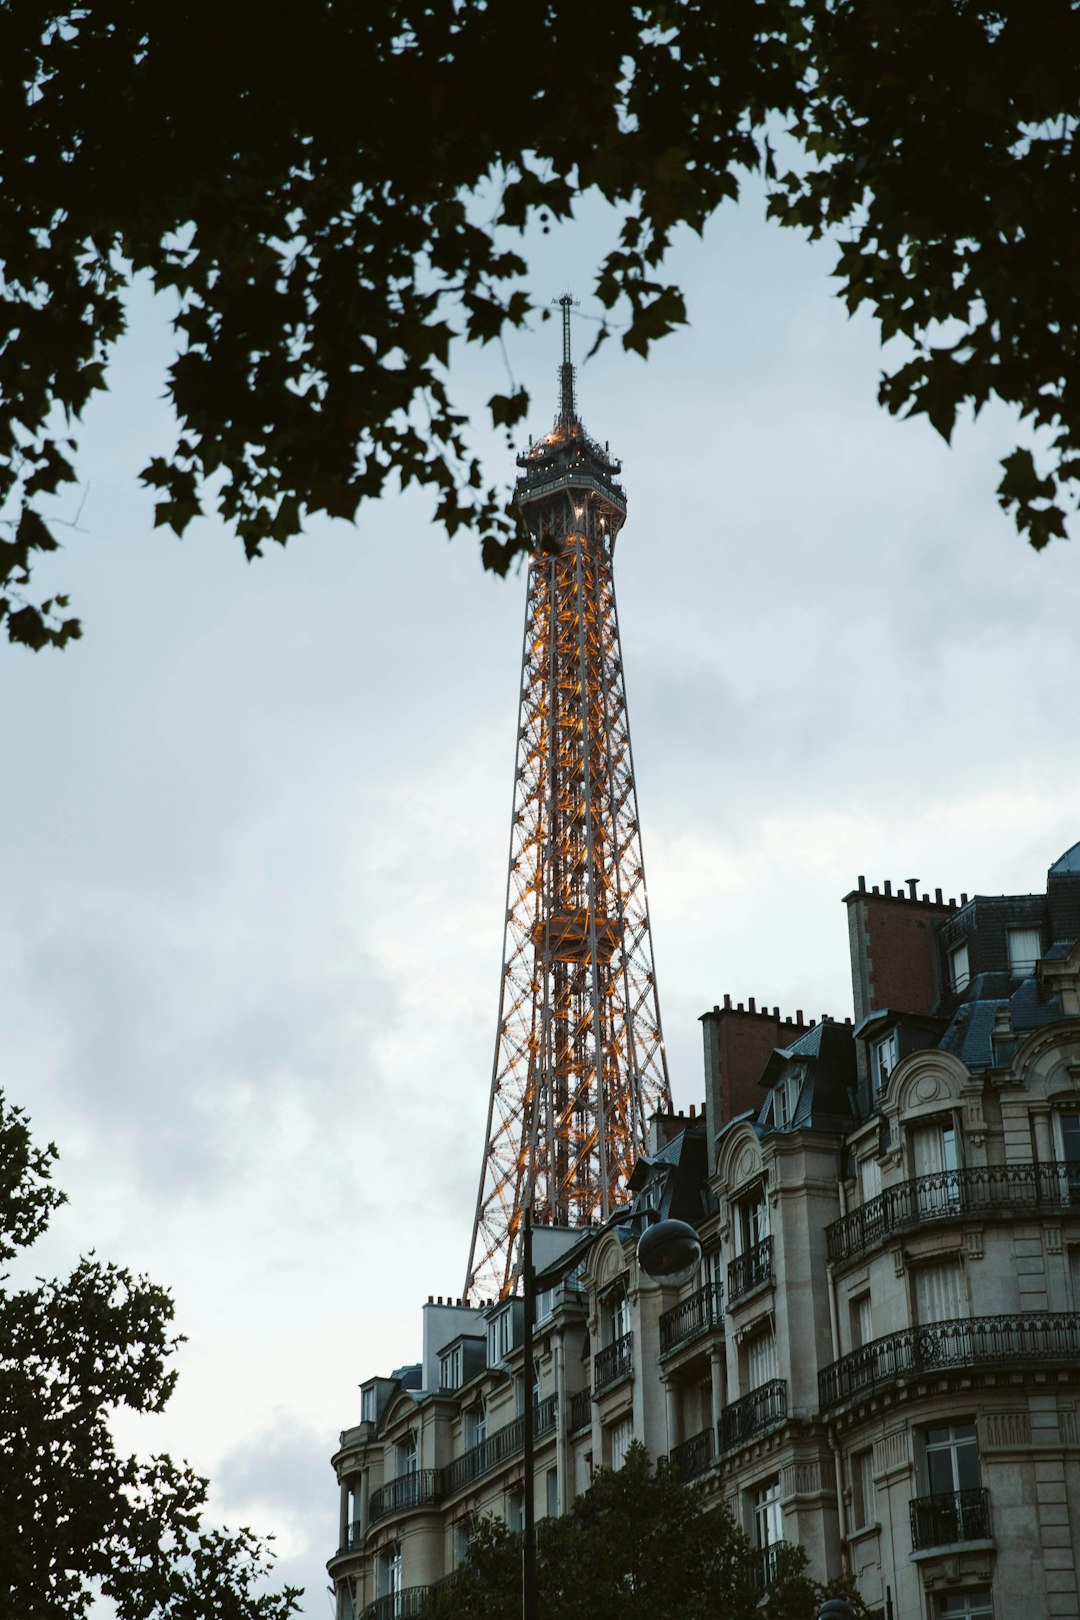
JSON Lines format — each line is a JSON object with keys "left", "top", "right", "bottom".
{"left": 0, "top": 1090, "right": 302, "bottom": 1620}
{"left": 423, "top": 1443, "right": 862, "bottom": 1620}
{"left": 1, "top": 1, "right": 1076, "bottom": 649}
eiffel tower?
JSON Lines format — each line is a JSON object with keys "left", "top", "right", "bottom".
{"left": 466, "top": 297, "right": 671, "bottom": 1302}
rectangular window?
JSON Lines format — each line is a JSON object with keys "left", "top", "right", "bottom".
{"left": 912, "top": 1120, "right": 959, "bottom": 1178}
{"left": 747, "top": 1328, "right": 778, "bottom": 1390}
{"left": 546, "top": 1466, "right": 558, "bottom": 1518}
{"left": 397, "top": 1432, "right": 417, "bottom": 1477}
{"left": 860, "top": 1155, "right": 883, "bottom": 1204}
{"left": 488, "top": 1308, "right": 514, "bottom": 1366}
{"left": 936, "top": 1594, "right": 992, "bottom": 1620}
{"left": 752, "top": 1476, "right": 783, "bottom": 1550}
{"left": 609, "top": 1292, "right": 630, "bottom": 1344}
{"left": 737, "top": 1190, "right": 770, "bottom": 1253}
{"left": 1007, "top": 926, "right": 1041, "bottom": 976}
{"left": 925, "top": 1422, "right": 980, "bottom": 1495}
{"left": 453, "top": 1518, "right": 473, "bottom": 1566}
{"left": 850, "top": 1447, "right": 875, "bottom": 1531}
{"left": 506, "top": 1489, "right": 524, "bottom": 1533}
{"left": 608, "top": 1415, "right": 633, "bottom": 1471}
{"left": 949, "top": 941, "right": 970, "bottom": 992}
{"left": 361, "top": 1386, "right": 377, "bottom": 1423}
{"left": 464, "top": 1402, "right": 486, "bottom": 1449}
{"left": 772, "top": 1070, "right": 802, "bottom": 1128}
{"left": 914, "top": 1262, "right": 966, "bottom": 1325}
{"left": 440, "top": 1346, "right": 463, "bottom": 1391}
{"left": 850, "top": 1292, "right": 874, "bottom": 1350}
{"left": 872, "top": 1031, "right": 899, "bottom": 1096}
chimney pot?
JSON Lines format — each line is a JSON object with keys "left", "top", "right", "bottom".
{"left": 748, "top": 997, "right": 756, "bottom": 1013}
{"left": 884, "top": 880, "right": 892, "bottom": 896}
{"left": 872, "top": 884, "right": 880, "bottom": 895}
{"left": 907, "top": 878, "right": 919, "bottom": 899}
{"left": 796, "top": 1009, "right": 803, "bottom": 1023}
{"left": 858, "top": 875, "right": 866, "bottom": 892}
{"left": 724, "top": 993, "right": 732, "bottom": 1009}
{"left": 935, "top": 888, "right": 943, "bottom": 904}
{"left": 961, "top": 892, "right": 968, "bottom": 905}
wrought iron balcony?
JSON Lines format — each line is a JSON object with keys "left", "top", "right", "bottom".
{"left": 718, "top": 1378, "right": 787, "bottom": 1452}
{"left": 668, "top": 1426, "right": 713, "bottom": 1483}
{"left": 442, "top": 1395, "right": 558, "bottom": 1497}
{"left": 594, "top": 1331, "right": 633, "bottom": 1395}
{"left": 827, "top": 1161, "right": 1080, "bottom": 1266}
{"left": 361, "top": 1586, "right": 431, "bottom": 1620}
{"left": 728, "top": 1236, "right": 773, "bottom": 1305}
{"left": 368, "top": 1470, "right": 444, "bottom": 1526}
{"left": 820, "top": 1312, "right": 1080, "bottom": 1411}
{"left": 748, "top": 1540, "right": 788, "bottom": 1595}
{"left": 569, "top": 1387, "right": 592, "bottom": 1432}
{"left": 659, "top": 1281, "right": 724, "bottom": 1355}
{"left": 910, "top": 1488, "right": 991, "bottom": 1551}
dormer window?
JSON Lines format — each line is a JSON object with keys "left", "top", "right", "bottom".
{"left": 871, "top": 1030, "right": 899, "bottom": 1097}
{"left": 1007, "top": 926, "right": 1041, "bottom": 976}
{"left": 361, "top": 1386, "right": 377, "bottom": 1423}
{"left": 487, "top": 1307, "right": 514, "bottom": 1367}
{"left": 772, "top": 1069, "right": 802, "bottom": 1128}
{"left": 440, "top": 1345, "right": 463, "bottom": 1391}
{"left": 949, "top": 941, "right": 970, "bottom": 992}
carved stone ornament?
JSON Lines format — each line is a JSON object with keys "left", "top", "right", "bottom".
{"left": 915, "top": 1074, "right": 944, "bottom": 1104}
{"left": 738, "top": 1145, "right": 758, "bottom": 1181}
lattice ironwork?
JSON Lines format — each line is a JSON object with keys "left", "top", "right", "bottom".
{"left": 466, "top": 298, "right": 671, "bottom": 1301}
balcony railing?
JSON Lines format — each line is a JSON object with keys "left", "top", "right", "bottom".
{"left": 719, "top": 1378, "right": 787, "bottom": 1452}
{"left": 569, "top": 1388, "right": 592, "bottom": 1432}
{"left": 910, "top": 1488, "right": 992, "bottom": 1550}
{"left": 594, "top": 1331, "right": 633, "bottom": 1395}
{"left": 346, "top": 1518, "right": 364, "bottom": 1549}
{"left": 728, "top": 1236, "right": 773, "bottom": 1305}
{"left": 659, "top": 1282, "right": 724, "bottom": 1355}
{"left": 442, "top": 1396, "right": 558, "bottom": 1497}
{"left": 748, "top": 1540, "right": 788, "bottom": 1595}
{"left": 369, "top": 1470, "right": 443, "bottom": 1526}
{"left": 820, "top": 1312, "right": 1080, "bottom": 1411}
{"left": 361, "top": 1588, "right": 431, "bottom": 1620}
{"left": 668, "top": 1426, "right": 713, "bottom": 1483}
{"left": 827, "top": 1161, "right": 1080, "bottom": 1266}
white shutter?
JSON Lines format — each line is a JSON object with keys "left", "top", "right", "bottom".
{"left": 914, "top": 1262, "right": 965, "bottom": 1324}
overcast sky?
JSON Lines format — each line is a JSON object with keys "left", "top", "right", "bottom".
{"left": 3, "top": 180, "right": 1078, "bottom": 1614}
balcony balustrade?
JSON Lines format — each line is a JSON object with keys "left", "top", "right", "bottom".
{"left": 748, "top": 1540, "right": 789, "bottom": 1595}
{"left": 728, "top": 1237, "right": 773, "bottom": 1305}
{"left": 361, "top": 1587, "right": 431, "bottom": 1620}
{"left": 820, "top": 1312, "right": 1080, "bottom": 1411}
{"left": 827, "top": 1161, "right": 1080, "bottom": 1266}
{"left": 910, "top": 1488, "right": 992, "bottom": 1551}
{"left": 718, "top": 1378, "right": 787, "bottom": 1452}
{"left": 368, "top": 1470, "right": 443, "bottom": 1526}
{"left": 442, "top": 1395, "right": 558, "bottom": 1497}
{"left": 593, "top": 1331, "right": 633, "bottom": 1395}
{"left": 569, "top": 1388, "right": 592, "bottom": 1432}
{"left": 659, "top": 1282, "right": 724, "bottom": 1355}
{"left": 668, "top": 1426, "right": 713, "bottom": 1483}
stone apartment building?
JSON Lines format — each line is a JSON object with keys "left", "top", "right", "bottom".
{"left": 329, "top": 839, "right": 1080, "bottom": 1620}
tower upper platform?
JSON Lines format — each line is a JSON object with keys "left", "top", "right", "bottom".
{"left": 514, "top": 297, "right": 627, "bottom": 543}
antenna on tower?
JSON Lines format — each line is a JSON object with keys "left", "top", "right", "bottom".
{"left": 554, "top": 292, "right": 579, "bottom": 427}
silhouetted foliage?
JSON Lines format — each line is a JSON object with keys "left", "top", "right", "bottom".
{"left": 0, "top": 1091, "right": 302, "bottom": 1619}
{"left": 423, "top": 1443, "right": 863, "bottom": 1620}
{"left": 1, "top": 2, "right": 1076, "bottom": 646}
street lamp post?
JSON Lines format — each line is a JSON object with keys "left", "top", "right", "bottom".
{"left": 520, "top": 1212, "right": 704, "bottom": 1620}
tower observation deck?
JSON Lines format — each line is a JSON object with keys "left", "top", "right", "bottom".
{"left": 466, "top": 297, "right": 672, "bottom": 1302}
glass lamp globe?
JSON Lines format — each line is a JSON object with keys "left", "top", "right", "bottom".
{"left": 636, "top": 1218, "right": 702, "bottom": 1286}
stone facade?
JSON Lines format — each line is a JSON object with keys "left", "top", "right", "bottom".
{"left": 330, "top": 840, "right": 1080, "bottom": 1620}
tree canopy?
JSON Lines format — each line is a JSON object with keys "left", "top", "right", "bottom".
{"left": 423, "top": 1442, "right": 862, "bottom": 1620}
{"left": 0, "top": 1090, "right": 302, "bottom": 1619}
{"left": 1, "top": 0, "right": 1076, "bottom": 648}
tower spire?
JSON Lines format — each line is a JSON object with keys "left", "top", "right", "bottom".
{"left": 466, "top": 302, "right": 671, "bottom": 1303}
{"left": 556, "top": 293, "right": 578, "bottom": 429}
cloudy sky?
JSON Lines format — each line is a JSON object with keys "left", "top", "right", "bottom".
{"left": 3, "top": 179, "right": 1078, "bottom": 1613}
